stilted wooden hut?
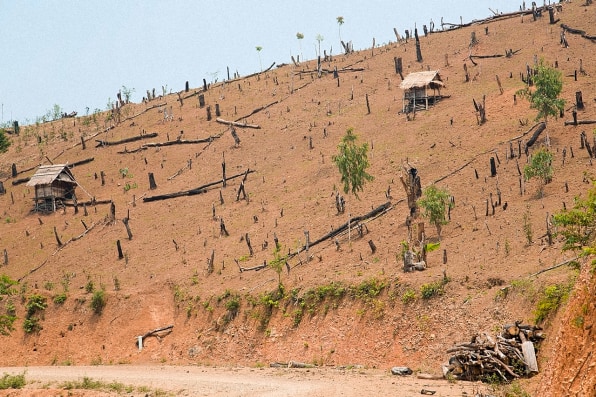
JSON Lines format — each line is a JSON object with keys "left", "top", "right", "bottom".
{"left": 26, "top": 165, "right": 77, "bottom": 212}
{"left": 399, "top": 70, "right": 445, "bottom": 113}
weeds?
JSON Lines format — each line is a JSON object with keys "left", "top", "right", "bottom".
{"left": 401, "top": 288, "right": 417, "bottom": 304}
{"left": 24, "top": 294, "right": 47, "bottom": 333}
{"left": 420, "top": 278, "right": 448, "bottom": 300}
{"left": 534, "top": 282, "right": 572, "bottom": 324}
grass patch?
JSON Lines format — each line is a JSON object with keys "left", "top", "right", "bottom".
{"left": 420, "top": 277, "right": 449, "bottom": 300}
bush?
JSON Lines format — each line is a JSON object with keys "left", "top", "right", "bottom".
{"left": 0, "top": 372, "right": 26, "bottom": 389}
{"left": 401, "top": 289, "right": 417, "bottom": 304}
{"left": 53, "top": 293, "right": 67, "bottom": 304}
{"left": 420, "top": 279, "right": 447, "bottom": 300}
{"left": 534, "top": 283, "right": 571, "bottom": 323}
{"left": 0, "top": 130, "right": 11, "bottom": 154}
{"left": 90, "top": 290, "right": 106, "bottom": 314}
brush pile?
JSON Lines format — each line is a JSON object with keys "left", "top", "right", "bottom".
{"left": 444, "top": 322, "right": 545, "bottom": 382}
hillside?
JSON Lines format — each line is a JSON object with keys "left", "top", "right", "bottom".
{"left": 1, "top": 3, "right": 595, "bottom": 395}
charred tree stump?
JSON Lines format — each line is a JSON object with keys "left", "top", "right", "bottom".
{"left": 304, "top": 230, "right": 310, "bottom": 252}
{"left": 245, "top": 233, "right": 254, "bottom": 256}
{"left": 203, "top": 78, "right": 208, "bottom": 91}
{"left": 117, "top": 240, "right": 124, "bottom": 259}
{"left": 222, "top": 157, "right": 227, "bottom": 187}
{"left": 496, "top": 75, "right": 504, "bottom": 94}
{"left": 366, "top": 94, "right": 371, "bottom": 114}
{"left": 415, "top": 28, "right": 423, "bottom": 62}
{"left": 148, "top": 172, "right": 157, "bottom": 190}
{"left": 473, "top": 96, "right": 487, "bottom": 125}
{"left": 490, "top": 157, "right": 497, "bottom": 177}
{"left": 122, "top": 217, "right": 133, "bottom": 240}
{"left": 215, "top": 103, "right": 221, "bottom": 117}
{"left": 109, "top": 201, "right": 116, "bottom": 224}
{"left": 400, "top": 164, "right": 422, "bottom": 217}
{"left": 206, "top": 106, "right": 212, "bottom": 121}
{"left": 231, "top": 127, "right": 240, "bottom": 147}
{"left": 368, "top": 239, "right": 377, "bottom": 254}
{"left": 443, "top": 249, "right": 447, "bottom": 264}
{"left": 394, "top": 57, "right": 404, "bottom": 80}
{"left": 0, "top": 181, "right": 5, "bottom": 195}
{"left": 185, "top": 81, "right": 189, "bottom": 92}
{"left": 2, "top": 249, "right": 7, "bottom": 266}
{"left": 54, "top": 226, "right": 62, "bottom": 246}
{"left": 11, "top": 163, "right": 17, "bottom": 178}
{"left": 576, "top": 91, "right": 584, "bottom": 110}
{"left": 463, "top": 63, "right": 470, "bottom": 82}
{"left": 100, "top": 171, "right": 106, "bottom": 186}
{"left": 220, "top": 218, "right": 229, "bottom": 236}
{"left": 236, "top": 181, "right": 246, "bottom": 201}
{"left": 80, "top": 136, "right": 86, "bottom": 150}
{"left": 207, "top": 249, "right": 215, "bottom": 274}
{"left": 198, "top": 94, "right": 205, "bottom": 108}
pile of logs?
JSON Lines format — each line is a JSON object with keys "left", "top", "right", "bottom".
{"left": 444, "top": 323, "right": 544, "bottom": 382}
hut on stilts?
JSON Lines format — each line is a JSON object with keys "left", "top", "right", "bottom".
{"left": 399, "top": 70, "right": 446, "bottom": 113}
{"left": 26, "top": 165, "right": 77, "bottom": 212}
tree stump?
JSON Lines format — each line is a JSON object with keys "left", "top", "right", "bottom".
{"left": 415, "top": 28, "right": 423, "bottom": 62}
{"left": 215, "top": 103, "right": 221, "bottom": 117}
{"left": 576, "top": 91, "right": 584, "bottom": 110}
{"left": 117, "top": 240, "right": 124, "bottom": 259}
{"left": 490, "top": 157, "right": 497, "bottom": 177}
{"left": 11, "top": 163, "right": 17, "bottom": 178}
{"left": 198, "top": 94, "right": 205, "bottom": 108}
{"left": 185, "top": 81, "right": 189, "bottom": 92}
{"left": 148, "top": 173, "right": 157, "bottom": 190}
{"left": 206, "top": 106, "right": 212, "bottom": 121}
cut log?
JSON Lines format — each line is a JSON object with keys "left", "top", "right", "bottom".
{"left": 216, "top": 118, "right": 261, "bottom": 129}
{"left": 519, "top": 332, "right": 539, "bottom": 374}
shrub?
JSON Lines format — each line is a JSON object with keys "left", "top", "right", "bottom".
{"left": 420, "top": 279, "right": 447, "bottom": 300}
{"left": 332, "top": 127, "right": 374, "bottom": 199}
{"left": 90, "top": 290, "right": 106, "bottom": 314}
{"left": 418, "top": 185, "right": 453, "bottom": 239}
{"left": 0, "top": 274, "right": 17, "bottom": 296}
{"left": 53, "top": 293, "right": 67, "bottom": 304}
{"left": 0, "top": 372, "right": 26, "bottom": 389}
{"left": 401, "top": 289, "right": 417, "bottom": 304}
{"left": 534, "top": 283, "right": 571, "bottom": 324}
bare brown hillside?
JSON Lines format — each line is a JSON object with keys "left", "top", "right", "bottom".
{"left": 1, "top": 3, "right": 595, "bottom": 395}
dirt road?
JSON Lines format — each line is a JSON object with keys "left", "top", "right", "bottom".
{"left": 0, "top": 365, "right": 490, "bottom": 396}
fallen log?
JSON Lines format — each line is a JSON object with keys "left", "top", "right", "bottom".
{"left": 287, "top": 201, "right": 392, "bottom": 258}
{"left": 136, "top": 324, "right": 174, "bottom": 350}
{"left": 564, "top": 119, "right": 596, "bottom": 126}
{"left": 118, "top": 137, "right": 216, "bottom": 153}
{"left": 95, "top": 132, "right": 158, "bottom": 147}
{"left": 561, "top": 24, "right": 596, "bottom": 42}
{"left": 469, "top": 49, "right": 521, "bottom": 66}
{"left": 143, "top": 169, "right": 255, "bottom": 202}
{"left": 525, "top": 122, "right": 547, "bottom": 149}
{"left": 216, "top": 118, "right": 260, "bottom": 129}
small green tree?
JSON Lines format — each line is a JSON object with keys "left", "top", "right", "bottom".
{"left": 553, "top": 182, "right": 596, "bottom": 253}
{"left": 336, "top": 16, "right": 345, "bottom": 42}
{"left": 417, "top": 185, "right": 453, "bottom": 239}
{"left": 332, "top": 127, "right": 374, "bottom": 199}
{"left": 296, "top": 32, "right": 304, "bottom": 60}
{"left": 0, "top": 129, "right": 11, "bottom": 153}
{"left": 524, "top": 147, "right": 553, "bottom": 195}
{"left": 315, "top": 34, "right": 324, "bottom": 57}
{"left": 517, "top": 59, "right": 565, "bottom": 123}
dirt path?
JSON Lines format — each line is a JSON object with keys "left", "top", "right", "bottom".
{"left": 0, "top": 365, "right": 490, "bottom": 396}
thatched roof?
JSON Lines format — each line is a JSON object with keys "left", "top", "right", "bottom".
{"left": 26, "top": 165, "right": 76, "bottom": 187}
{"left": 399, "top": 71, "right": 444, "bottom": 90}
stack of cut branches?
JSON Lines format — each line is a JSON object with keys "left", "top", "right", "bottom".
{"left": 444, "top": 323, "right": 544, "bottom": 382}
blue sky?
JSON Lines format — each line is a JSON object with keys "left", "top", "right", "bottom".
{"left": 1, "top": 0, "right": 522, "bottom": 125}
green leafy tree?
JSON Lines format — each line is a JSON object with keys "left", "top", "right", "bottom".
{"left": 417, "top": 185, "right": 453, "bottom": 239}
{"left": 332, "top": 127, "right": 374, "bottom": 199}
{"left": 517, "top": 59, "right": 565, "bottom": 123}
{"left": 524, "top": 147, "right": 553, "bottom": 195}
{"left": 0, "top": 129, "right": 11, "bottom": 153}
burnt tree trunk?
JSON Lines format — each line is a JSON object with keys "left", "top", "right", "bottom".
{"left": 54, "top": 226, "right": 62, "bottom": 246}
{"left": 368, "top": 239, "right": 377, "bottom": 254}
{"left": 11, "top": 163, "right": 17, "bottom": 178}
{"left": 206, "top": 106, "right": 212, "bottom": 121}
{"left": 215, "top": 103, "right": 221, "bottom": 117}
{"left": 0, "top": 181, "right": 5, "bottom": 195}
{"left": 394, "top": 57, "right": 404, "bottom": 80}
{"left": 198, "top": 94, "right": 205, "bottom": 108}
{"left": 81, "top": 136, "right": 86, "bottom": 150}
{"left": 185, "top": 81, "right": 189, "bottom": 92}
